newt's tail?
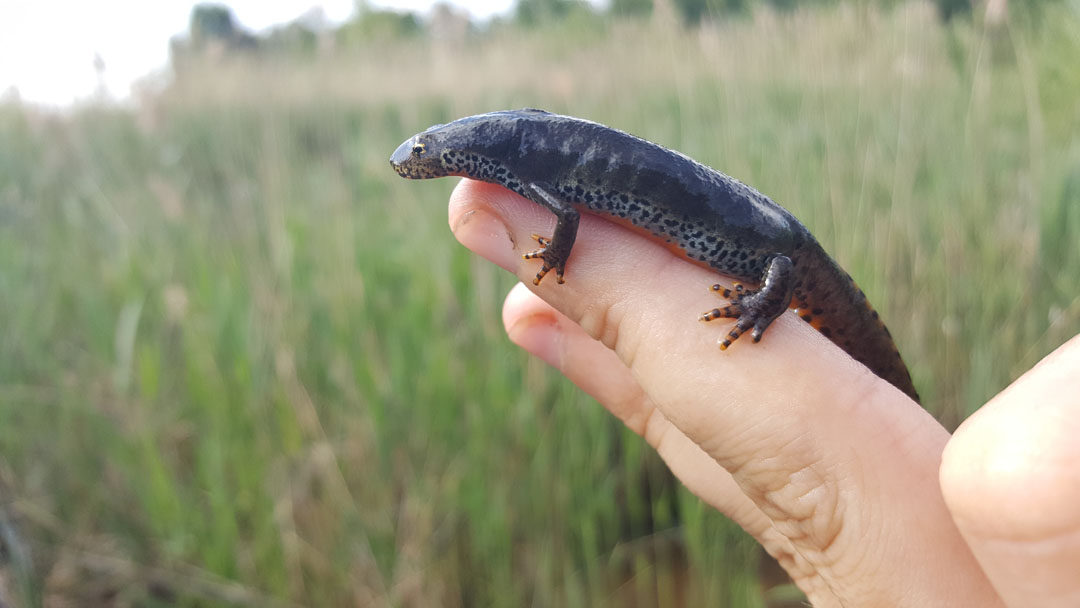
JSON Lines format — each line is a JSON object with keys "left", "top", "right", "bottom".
{"left": 790, "top": 242, "right": 920, "bottom": 403}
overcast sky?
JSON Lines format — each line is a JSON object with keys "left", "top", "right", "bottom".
{"left": 1, "top": 0, "right": 515, "bottom": 107}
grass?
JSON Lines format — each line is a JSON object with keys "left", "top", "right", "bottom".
{"left": 1, "top": 2, "right": 1078, "bottom": 605}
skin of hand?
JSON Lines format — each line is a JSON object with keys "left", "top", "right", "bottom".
{"left": 448, "top": 178, "right": 1080, "bottom": 607}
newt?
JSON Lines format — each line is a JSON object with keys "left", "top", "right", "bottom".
{"left": 390, "top": 109, "right": 919, "bottom": 403}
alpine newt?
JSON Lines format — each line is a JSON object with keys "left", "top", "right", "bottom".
{"left": 390, "top": 109, "right": 919, "bottom": 402}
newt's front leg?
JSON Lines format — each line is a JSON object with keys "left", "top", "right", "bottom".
{"left": 700, "top": 255, "right": 795, "bottom": 349}
{"left": 521, "top": 183, "right": 580, "bottom": 285}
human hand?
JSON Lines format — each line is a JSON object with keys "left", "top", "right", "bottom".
{"left": 448, "top": 178, "right": 1080, "bottom": 607}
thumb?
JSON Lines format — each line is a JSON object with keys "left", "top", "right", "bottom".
{"left": 941, "top": 334, "right": 1080, "bottom": 608}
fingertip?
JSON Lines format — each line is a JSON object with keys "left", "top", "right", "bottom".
{"left": 502, "top": 281, "right": 543, "bottom": 329}
{"left": 942, "top": 335, "right": 1080, "bottom": 531}
{"left": 941, "top": 334, "right": 1080, "bottom": 606}
{"left": 448, "top": 178, "right": 493, "bottom": 229}
{"left": 503, "top": 282, "right": 563, "bottom": 369}
{"left": 448, "top": 180, "right": 521, "bottom": 274}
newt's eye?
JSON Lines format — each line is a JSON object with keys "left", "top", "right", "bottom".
{"left": 412, "top": 142, "right": 426, "bottom": 155}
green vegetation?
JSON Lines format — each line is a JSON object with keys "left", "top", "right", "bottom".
{"left": 1, "top": 2, "right": 1078, "bottom": 605}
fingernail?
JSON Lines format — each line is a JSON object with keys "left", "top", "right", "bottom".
{"left": 450, "top": 207, "right": 519, "bottom": 275}
{"left": 506, "top": 311, "right": 563, "bottom": 370}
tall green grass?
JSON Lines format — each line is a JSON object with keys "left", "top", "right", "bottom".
{"left": 1, "top": 3, "right": 1078, "bottom": 605}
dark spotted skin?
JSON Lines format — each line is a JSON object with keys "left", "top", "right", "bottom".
{"left": 390, "top": 109, "right": 919, "bottom": 403}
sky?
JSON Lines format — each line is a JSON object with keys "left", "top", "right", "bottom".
{"left": 1, "top": 0, "right": 515, "bottom": 107}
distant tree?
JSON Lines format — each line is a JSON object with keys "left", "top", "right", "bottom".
{"left": 188, "top": 3, "right": 257, "bottom": 51}
{"left": 761, "top": 0, "right": 799, "bottom": 12}
{"left": 191, "top": 4, "right": 237, "bottom": 43}
{"left": 261, "top": 7, "right": 333, "bottom": 56}
{"left": 933, "top": 0, "right": 972, "bottom": 21}
{"left": 338, "top": 2, "right": 422, "bottom": 45}
{"left": 672, "top": 0, "right": 749, "bottom": 26}
{"left": 263, "top": 22, "right": 319, "bottom": 55}
{"left": 514, "top": 0, "right": 575, "bottom": 25}
{"left": 611, "top": 0, "right": 653, "bottom": 18}
{"left": 933, "top": 0, "right": 1065, "bottom": 24}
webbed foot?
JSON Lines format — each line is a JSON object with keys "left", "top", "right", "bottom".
{"left": 699, "top": 256, "right": 796, "bottom": 350}
{"left": 523, "top": 234, "right": 566, "bottom": 285}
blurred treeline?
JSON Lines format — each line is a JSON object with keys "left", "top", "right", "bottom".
{"left": 175, "top": 0, "right": 1067, "bottom": 56}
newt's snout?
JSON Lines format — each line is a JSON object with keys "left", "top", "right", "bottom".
{"left": 389, "top": 137, "right": 419, "bottom": 177}
{"left": 390, "top": 135, "right": 446, "bottom": 179}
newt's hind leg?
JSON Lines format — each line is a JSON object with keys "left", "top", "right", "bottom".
{"left": 699, "top": 255, "right": 795, "bottom": 350}
{"left": 521, "top": 183, "right": 580, "bottom": 285}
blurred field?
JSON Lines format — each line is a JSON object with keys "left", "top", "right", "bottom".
{"left": 1, "top": 2, "right": 1079, "bottom": 605}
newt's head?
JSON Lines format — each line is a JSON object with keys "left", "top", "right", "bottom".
{"left": 391, "top": 109, "right": 550, "bottom": 180}
{"left": 390, "top": 126, "right": 450, "bottom": 179}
